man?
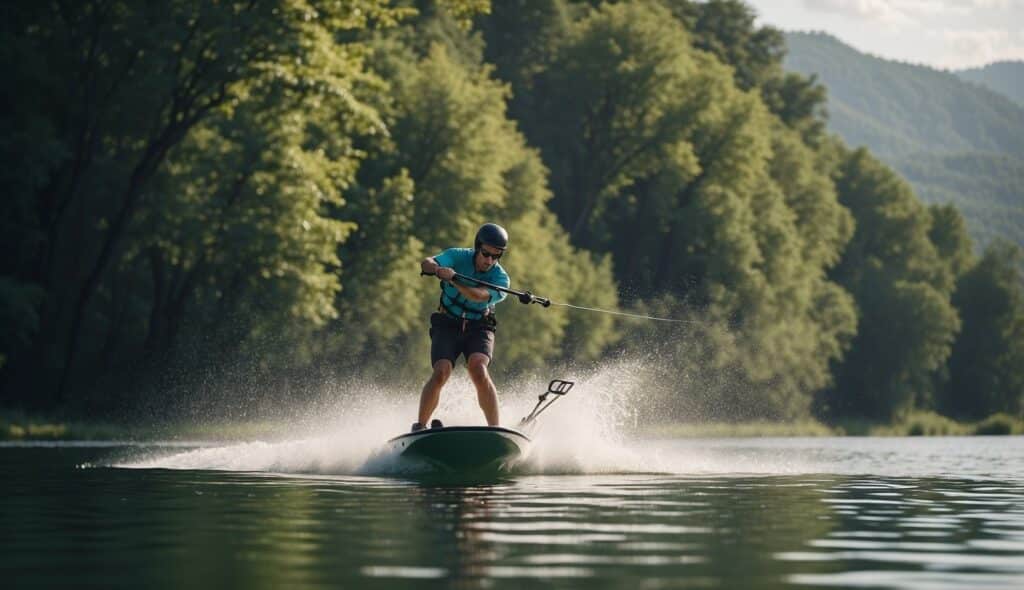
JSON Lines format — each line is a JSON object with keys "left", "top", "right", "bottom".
{"left": 415, "top": 223, "right": 511, "bottom": 432}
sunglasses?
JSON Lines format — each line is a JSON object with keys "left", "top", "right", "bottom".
{"left": 479, "top": 249, "right": 503, "bottom": 260}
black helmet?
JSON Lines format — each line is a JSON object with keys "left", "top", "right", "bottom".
{"left": 474, "top": 223, "right": 509, "bottom": 251}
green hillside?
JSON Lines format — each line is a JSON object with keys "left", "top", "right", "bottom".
{"left": 783, "top": 32, "right": 1024, "bottom": 252}
{"left": 957, "top": 61, "right": 1024, "bottom": 106}
{"left": 899, "top": 152, "right": 1024, "bottom": 248}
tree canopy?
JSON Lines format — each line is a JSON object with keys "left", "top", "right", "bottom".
{"left": 1, "top": 0, "right": 1021, "bottom": 425}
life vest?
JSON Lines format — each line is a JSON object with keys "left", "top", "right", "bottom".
{"left": 438, "top": 280, "right": 493, "bottom": 320}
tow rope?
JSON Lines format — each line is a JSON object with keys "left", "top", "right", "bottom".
{"left": 424, "top": 271, "right": 699, "bottom": 324}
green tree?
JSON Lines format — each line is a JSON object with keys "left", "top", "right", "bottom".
{"left": 328, "top": 30, "right": 618, "bottom": 377}
{"left": 478, "top": 0, "right": 576, "bottom": 115}
{"left": 660, "top": 0, "right": 785, "bottom": 92}
{"left": 928, "top": 204, "right": 975, "bottom": 288}
{"left": 0, "top": 278, "right": 44, "bottom": 371}
{"left": 760, "top": 72, "right": 829, "bottom": 146}
{"left": 505, "top": 2, "right": 856, "bottom": 418}
{"left": 944, "top": 240, "right": 1024, "bottom": 418}
{"left": 824, "top": 147, "right": 961, "bottom": 420}
{"left": 138, "top": 78, "right": 363, "bottom": 370}
{"left": 526, "top": 1, "right": 713, "bottom": 247}
{"left": 0, "top": 0, "right": 407, "bottom": 407}
{"left": 657, "top": 0, "right": 828, "bottom": 145}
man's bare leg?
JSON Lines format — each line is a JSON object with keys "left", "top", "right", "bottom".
{"left": 418, "top": 359, "right": 453, "bottom": 425}
{"left": 467, "top": 353, "right": 499, "bottom": 426}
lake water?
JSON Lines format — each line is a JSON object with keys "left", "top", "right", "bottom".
{"left": 3, "top": 436, "right": 1023, "bottom": 589}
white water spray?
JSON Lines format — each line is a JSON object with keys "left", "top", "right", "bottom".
{"left": 116, "top": 361, "right": 673, "bottom": 476}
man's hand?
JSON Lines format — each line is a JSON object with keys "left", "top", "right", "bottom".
{"left": 421, "top": 257, "right": 440, "bottom": 276}
{"left": 435, "top": 267, "right": 456, "bottom": 281}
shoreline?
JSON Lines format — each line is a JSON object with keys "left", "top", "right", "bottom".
{"left": 640, "top": 411, "right": 1024, "bottom": 438}
{"left": 3, "top": 410, "right": 1022, "bottom": 441}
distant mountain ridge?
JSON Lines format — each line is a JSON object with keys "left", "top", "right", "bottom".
{"left": 782, "top": 31, "right": 1024, "bottom": 252}
{"left": 783, "top": 32, "right": 1024, "bottom": 159}
{"left": 956, "top": 61, "right": 1024, "bottom": 107}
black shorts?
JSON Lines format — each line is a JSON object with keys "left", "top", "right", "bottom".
{"left": 430, "top": 312, "right": 496, "bottom": 367}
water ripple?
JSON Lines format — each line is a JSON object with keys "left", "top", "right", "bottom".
{"left": 5, "top": 439, "right": 1024, "bottom": 589}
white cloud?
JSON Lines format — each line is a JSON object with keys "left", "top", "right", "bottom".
{"left": 938, "top": 0, "right": 1024, "bottom": 13}
{"left": 934, "top": 28, "right": 1024, "bottom": 67}
{"left": 898, "top": 1, "right": 955, "bottom": 16}
{"left": 800, "top": 0, "right": 918, "bottom": 27}
{"left": 959, "top": 1, "right": 1013, "bottom": 9}
{"left": 801, "top": 0, "right": 1021, "bottom": 22}
{"left": 936, "top": 0, "right": 1021, "bottom": 9}
{"left": 902, "top": 1, "right": 970, "bottom": 16}
{"left": 754, "top": 0, "right": 1024, "bottom": 67}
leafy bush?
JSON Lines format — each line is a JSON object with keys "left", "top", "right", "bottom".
{"left": 904, "top": 412, "right": 968, "bottom": 436}
{"left": 974, "top": 413, "right": 1022, "bottom": 435}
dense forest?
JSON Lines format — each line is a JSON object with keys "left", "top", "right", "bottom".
{"left": 1, "top": 0, "right": 1022, "bottom": 426}
{"left": 957, "top": 61, "right": 1024, "bottom": 107}
{"left": 784, "top": 32, "right": 1024, "bottom": 256}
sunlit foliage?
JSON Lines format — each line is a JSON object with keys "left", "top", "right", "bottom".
{"left": 1, "top": 0, "right": 1020, "bottom": 427}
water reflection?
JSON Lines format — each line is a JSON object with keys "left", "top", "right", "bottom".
{"left": 779, "top": 477, "right": 1024, "bottom": 589}
{"left": 376, "top": 474, "right": 1024, "bottom": 589}
{"left": 406, "top": 484, "right": 503, "bottom": 589}
{"left": 4, "top": 443, "right": 1024, "bottom": 589}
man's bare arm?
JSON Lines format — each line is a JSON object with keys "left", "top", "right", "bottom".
{"left": 422, "top": 257, "right": 489, "bottom": 302}
{"left": 451, "top": 281, "right": 490, "bottom": 302}
{"left": 421, "top": 257, "right": 440, "bottom": 275}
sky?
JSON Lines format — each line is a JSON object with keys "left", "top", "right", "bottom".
{"left": 744, "top": 0, "right": 1024, "bottom": 70}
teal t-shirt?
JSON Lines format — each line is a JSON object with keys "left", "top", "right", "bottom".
{"left": 433, "top": 248, "right": 510, "bottom": 319}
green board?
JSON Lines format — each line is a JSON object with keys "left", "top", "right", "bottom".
{"left": 385, "top": 426, "right": 531, "bottom": 472}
